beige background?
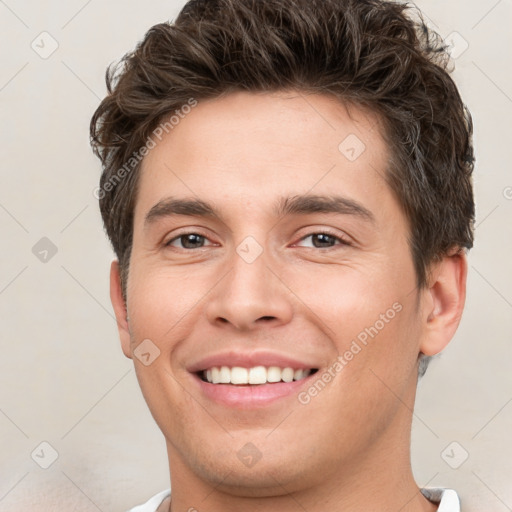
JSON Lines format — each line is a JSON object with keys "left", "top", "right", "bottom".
{"left": 0, "top": 1, "right": 511, "bottom": 510}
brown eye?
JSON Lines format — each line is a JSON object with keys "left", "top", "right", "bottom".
{"left": 296, "top": 232, "right": 351, "bottom": 249}
{"left": 166, "top": 233, "right": 209, "bottom": 249}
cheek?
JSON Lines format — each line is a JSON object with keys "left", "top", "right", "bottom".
{"left": 292, "top": 263, "right": 405, "bottom": 335}
{"left": 133, "top": 361, "right": 202, "bottom": 454}
{"left": 326, "top": 297, "right": 421, "bottom": 427}
{"left": 127, "top": 263, "right": 214, "bottom": 343}
{"left": 296, "top": 263, "right": 420, "bottom": 386}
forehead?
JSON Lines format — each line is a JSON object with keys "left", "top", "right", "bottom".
{"left": 134, "top": 91, "right": 391, "bottom": 223}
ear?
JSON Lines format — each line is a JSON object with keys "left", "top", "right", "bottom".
{"left": 419, "top": 250, "right": 468, "bottom": 356}
{"left": 110, "top": 260, "right": 132, "bottom": 359}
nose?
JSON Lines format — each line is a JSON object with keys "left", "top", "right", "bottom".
{"left": 205, "top": 244, "right": 294, "bottom": 332}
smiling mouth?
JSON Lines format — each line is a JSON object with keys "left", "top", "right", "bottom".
{"left": 197, "top": 366, "right": 319, "bottom": 385}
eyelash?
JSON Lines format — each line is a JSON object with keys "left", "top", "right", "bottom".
{"left": 164, "top": 230, "right": 352, "bottom": 250}
{"left": 295, "top": 231, "right": 352, "bottom": 249}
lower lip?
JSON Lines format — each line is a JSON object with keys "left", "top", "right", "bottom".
{"left": 192, "top": 373, "right": 314, "bottom": 408}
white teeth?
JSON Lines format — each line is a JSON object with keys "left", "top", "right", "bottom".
{"left": 281, "top": 367, "right": 294, "bottom": 383}
{"left": 267, "top": 366, "right": 282, "bottom": 383}
{"left": 202, "top": 366, "right": 314, "bottom": 385}
{"left": 230, "top": 367, "right": 248, "bottom": 384}
{"left": 218, "top": 366, "right": 231, "bottom": 383}
{"left": 248, "top": 366, "right": 267, "bottom": 384}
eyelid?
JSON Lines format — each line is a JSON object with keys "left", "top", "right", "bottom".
{"left": 292, "top": 230, "right": 352, "bottom": 248}
{"left": 163, "top": 228, "right": 353, "bottom": 250}
{"left": 164, "top": 229, "right": 216, "bottom": 248}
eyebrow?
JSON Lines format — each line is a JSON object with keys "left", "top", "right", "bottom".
{"left": 144, "top": 193, "right": 375, "bottom": 228}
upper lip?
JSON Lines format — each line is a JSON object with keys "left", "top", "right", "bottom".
{"left": 187, "top": 350, "right": 320, "bottom": 373}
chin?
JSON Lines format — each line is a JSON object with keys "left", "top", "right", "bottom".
{"left": 180, "top": 436, "right": 325, "bottom": 496}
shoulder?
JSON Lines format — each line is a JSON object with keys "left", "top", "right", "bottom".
{"left": 125, "top": 489, "right": 171, "bottom": 512}
{"left": 421, "top": 488, "right": 460, "bottom": 511}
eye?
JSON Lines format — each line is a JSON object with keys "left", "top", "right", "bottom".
{"left": 164, "top": 231, "right": 350, "bottom": 250}
{"left": 294, "top": 232, "right": 351, "bottom": 249}
{"left": 165, "top": 232, "right": 215, "bottom": 249}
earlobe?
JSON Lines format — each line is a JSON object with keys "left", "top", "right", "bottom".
{"left": 109, "top": 260, "right": 133, "bottom": 359}
{"left": 419, "top": 251, "right": 468, "bottom": 357}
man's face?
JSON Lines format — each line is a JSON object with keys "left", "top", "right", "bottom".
{"left": 118, "top": 91, "right": 430, "bottom": 492}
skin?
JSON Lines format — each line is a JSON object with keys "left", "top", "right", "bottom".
{"left": 109, "top": 91, "right": 467, "bottom": 512}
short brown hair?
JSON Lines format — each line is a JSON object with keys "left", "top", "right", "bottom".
{"left": 90, "top": 0, "right": 475, "bottom": 312}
